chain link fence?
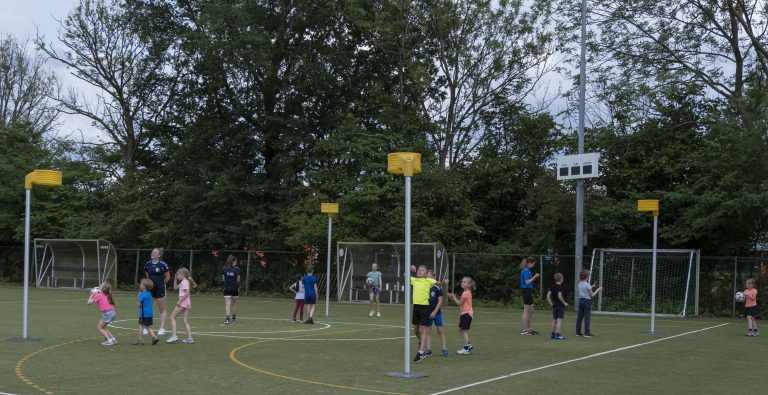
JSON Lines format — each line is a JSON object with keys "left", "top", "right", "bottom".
{"left": 1, "top": 245, "right": 766, "bottom": 318}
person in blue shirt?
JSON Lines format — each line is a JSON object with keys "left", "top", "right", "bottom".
{"left": 144, "top": 247, "right": 171, "bottom": 335}
{"left": 302, "top": 266, "right": 319, "bottom": 324}
{"left": 520, "top": 256, "right": 540, "bottom": 335}
{"left": 222, "top": 255, "right": 241, "bottom": 324}
{"left": 133, "top": 278, "right": 159, "bottom": 345}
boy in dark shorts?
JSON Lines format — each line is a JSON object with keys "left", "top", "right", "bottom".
{"left": 546, "top": 273, "right": 568, "bottom": 340}
{"left": 134, "top": 278, "right": 159, "bottom": 345}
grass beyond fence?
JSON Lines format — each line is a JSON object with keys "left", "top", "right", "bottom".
{"left": 1, "top": 285, "right": 765, "bottom": 394}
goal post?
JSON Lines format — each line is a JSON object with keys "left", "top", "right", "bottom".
{"left": 588, "top": 248, "right": 700, "bottom": 317}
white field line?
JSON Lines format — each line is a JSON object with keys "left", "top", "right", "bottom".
{"left": 431, "top": 323, "right": 729, "bottom": 395}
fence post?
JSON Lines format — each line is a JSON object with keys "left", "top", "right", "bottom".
{"left": 451, "top": 253, "right": 456, "bottom": 306}
{"left": 539, "top": 255, "right": 544, "bottom": 296}
{"left": 733, "top": 256, "right": 738, "bottom": 319}
{"left": 134, "top": 249, "right": 140, "bottom": 286}
{"left": 245, "top": 251, "right": 251, "bottom": 293}
{"left": 188, "top": 250, "right": 194, "bottom": 275}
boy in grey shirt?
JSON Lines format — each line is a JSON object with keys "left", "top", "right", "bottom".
{"left": 576, "top": 270, "right": 603, "bottom": 337}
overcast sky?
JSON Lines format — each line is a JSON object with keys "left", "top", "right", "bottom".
{"left": 1, "top": 0, "right": 106, "bottom": 142}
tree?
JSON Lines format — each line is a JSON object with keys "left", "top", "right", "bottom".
{"left": 419, "top": 0, "right": 555, "bottom": 169}
{"left": 0, "top": 34, "right": 59, "bottom": 134}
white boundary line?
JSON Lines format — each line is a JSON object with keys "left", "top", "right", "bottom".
{"left": 0, "top": 392, "right": 19, "bottom": 395}
{"left": 431, "top": 323, "right": 729, "bottom": 395}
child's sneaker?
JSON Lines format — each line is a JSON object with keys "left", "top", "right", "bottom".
{"left": 413, "top": 352, "right": 426, "bottom": 362}
{"left": 425, "top": 349, "right": 432, "bottom": 356}
{"left": 376, "top": 312, "right": 381, "bottom": 317}
{"left": 584, "top": 333, "right": 593, "bottom": 338}
{"left": 527, "top": 329, "right": 539, "bottom": 335}
{"left": 442, "top": 348, "right": 449, "bottom": 358}
{"left": 151, "top": 337, "right": 159, "bottom": 345}
{"left": 456, "top": 348, "right": 470, "bottom": 355}
{"left": 165, "top": 335, "right": 179, "bottom": 343}
{"left": 575, "top": 332, "right": 583, "bottom": 337}
{"left": 111, "top": 338, "right": 118, "bottom": 344}
{"left": 225, "top": 318, "right": 230, "bottom": 324}
{"left": 554, "top": 334, "right": 565, "bottom": 340}
{"left": 550, "top": 333, "right": 556, "bottom": 339}
{"left": 753, "top": 329, "right": 759, "bottom": 336}
{"left": 304, "top": 318, "right": 314, "bottom": 324}
{"left": 131, "top": 339, "right": 144, "bottom": 346}
{"left": 746, "top": 330, "right": 754, "bottom": 337}
{"left": 369, "top": 310, "right": 374, "bottom": 317}
{"left": 466, "top": 343, "right": 474, "bottom": 351}
{"left": 520, "top": 330, "right": 531, "bottom": 335}
{"left": 142, "top": 328, "right": 148, "bottom": 335}
{"left": 157, "top": 328, "right": 166, "bottom": 336}
{"left": 181, "top": 338, "right": 195, "bottom": 344}
{"left": 101, "top": 340, "right": 115, "bottom": 346}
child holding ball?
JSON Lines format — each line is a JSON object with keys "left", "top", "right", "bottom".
{"left": 743, "top": 278, "right": 759, "bottom": 336}
{"left": 87, "top": 282, "right": 118, "bottom": 346}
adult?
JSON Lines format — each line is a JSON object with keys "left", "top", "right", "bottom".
{"left": 144, "top": 247, "right": 170, "bottom": 335}
{"left": 520, "top": 256, "right": 540, "bottom": 335}
{"left": 222, "top": 255, "right": 241, "bottom": 324}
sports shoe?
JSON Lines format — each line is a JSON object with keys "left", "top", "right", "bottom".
{"left": 553, "top": 334, "right": 565, "bottom": 340}
{"left": 291, "top": 319, "right": 296, "bottom": 322}
{"left": 143, "top": 328, "right": 148, "bottom": 335}
{"left": 425, "top": 349, "right": 432, "bottom": 356}
{"left": 304, "top": 318, "right": 314, "bottom": 324}
{"left": 157, "top": 328, "right": 166, "bottom": 336}
{"left": 456, "top": 348, "right": 470, "bottom": 355}
{"left": 111, "top": 338, "right": 118, "bottom": 344}
{"left": 376, "top": 312, "right": 381, "bottom": 317}
{"left": 151, "top": 337, "right": 159, "bottom": 345}
{"left": 466, "top": 343, "right": 474, "bottom": 351}
{"left": 584, "top": 333, "right": 593, "bottom": 338}
{"left": 442, "top": 348, "right": 449, "bottom": 358}
{"left": 131, "top": 339, "right": 144, "bottom": 346}
{"left": 550, "top": 334, "right": 556, "bottom": 339}
{"left": 225, "top": 318, "right": 230, "bottom": 324}
{"left": 414, "top": 352, "right": 426, "bottom": 363}
{"left": 369, "top": 310, "right": 374, "bottom": 317}
{"left": 520, "top": 330, "right": 531, "bottom": 335}
{"left": 101, "top": 340, "right": 115, "bottom": 346}
{"left": 165, "top": 335, "right": 179, "bottom": 343}
{"left": 181, "top": 338, "right": 195, "bottom": 344}
{"left": 527, "top": 329, "right": 539, "bottom": 335}
{"left": 755, "top": 329, "right": 760, "bottom": 336}
{"left": 575, "top": 333, "right": 583, "bottom": 337}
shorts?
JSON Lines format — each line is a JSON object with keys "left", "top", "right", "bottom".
{"left": 101, "top": 310, "right": 116, "bottom": 324}
{"left": 458, "top": 313, "right": 472, "bottom": 330}
{"left": 745, "top": 305, "right": 758, "bottom": 317}
{"left": 305, "top": 295, "right": 317, "bottom": 305}
{"left": 552, "top": 306, "right": 565, "bottom": 320}
{"left": 369, "top": 285, "right": 380, "bottom": 296}
{"left": 139, "top": 317, "right": 153, "bottom": 326}
{"left": 224, "top": 285, "right": 239, "bottom": 297}
{"left": 521, "top": 288, "right": 533, "bottom": 305}
{"left": 426, "top": 311, "right": 443, "bottom": 328}
{"left": 412, "top": 305, "right": 430, "bottom": 326}
{"left": 151, "top": 284, "right": 166, "bottom": 299}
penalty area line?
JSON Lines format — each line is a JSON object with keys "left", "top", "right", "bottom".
{"left": 431, "top": 323, "right": 729, "bottom": 395}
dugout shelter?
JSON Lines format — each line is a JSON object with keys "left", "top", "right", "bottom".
{"left": 33, "top": 239, "right": 118, "bottom": 289}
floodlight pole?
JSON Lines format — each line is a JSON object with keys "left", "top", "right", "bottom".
{"left": 386, "top": 152, "right": 426, "bottom": 379}
{"left": 574, "top": 0, "right": 587, "bottom": 297}
{"left": 321, "top": 203, "right": 339, "bottom": 318}
{"left": 12, "top": 170, "right": 62, "bottom": 342}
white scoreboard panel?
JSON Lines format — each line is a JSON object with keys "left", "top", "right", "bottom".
{"left": 556, "top": 153, "right": 600, "bottom": 181}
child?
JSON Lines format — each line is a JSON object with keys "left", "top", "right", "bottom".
{"left": 222, "top": 255, "right": 240, "bottom": 324}
{"left": 87, "top": 282, "right": 118, "bottom": 346}
{"left": 410, "top": 264, "right": 437, "bottom": 362}
{"left": 367, "top": 263, "right": 383, "bottom": 317}
{"left": 166, "top": 267, "right": 197, "bottom": 344}
{"left": 520, "top": 256, "right": 540, "bottom": 335}
{"left": 447, "top": 276, "right": 475, "bottom": 355}
{"left": 289, "top": 273, "right": 305, "bottom": 322}
{"left": 425, "top": 270, "right": 448, "bottom": 358}
{"left": 743, "top": 278, "right": 759, "bottom": 336}
{"left": 133, "top": 278, "right": 159, "bottom": 345}
{"left": 576, "top": 270, "right": 603, "bottom": 337}
{"left": 546, "top": 273, "right": 568, "bottom": 340}
{"left": 302, "top": 265, "right": 319, "bottom": 324}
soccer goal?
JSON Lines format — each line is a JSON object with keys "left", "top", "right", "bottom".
{"left": 588, "top": 249, "right": 700, "bottom": 317}
{"left": 336, "top": 241, "right": 447, "bottom": 304}
{"left": 33, "top": 239, "right": 118, "bottom": 289}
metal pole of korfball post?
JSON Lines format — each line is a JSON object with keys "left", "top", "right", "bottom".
{"left": 22, "top": 188, "right": 32, "bottom": 339}
{"left": 325, "top": 215, "right": 332, "bottom": 318}
{"left": 651, "top": 214, "right": 658, "bottom": 334}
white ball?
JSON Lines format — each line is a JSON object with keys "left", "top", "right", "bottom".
{"left": 735, "top": 291, "right": 745, "bottom": 302}
{"left": 90, "top": 287, "right": 101, "bottom": 295}
{"left": 366, "top": 277, "right": 373, "bottom": 285}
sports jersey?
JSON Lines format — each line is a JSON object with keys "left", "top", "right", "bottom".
{"left": 459, "top": 290, "right": 473, "bottom": 317}
{"left": 144, "top": 260, "right": 169, "bottom": 285}
{"left": 520, "top": 267, "right": 533, "bottom": 289}
{"left": 223, "top": 266, "right": 240, "bottom": 287}
{"left": 138, "top": 290, "right": 153, "bottom": 318}
{"left": 366, "top": 271, "right": 382, "bottom": 286}
{"left": 410, "top": 276, "right": 436, "bottom": 306}
{"left": 549, "top": 283, "right": 566, "bottom": 308}
{"left": 428, "top": 283, "right": 443, "bottom": 313}
{"left": 92, "top": 292, "right": 114, "bottom": 312}
{"left": 294, "top": 281, "right": 305, "bottom": 299}
{"left": 744, "top": 288, "right": 758, "bottom": 308}
{"left": 303, "top": 275, "right": 318, "bottom": 298}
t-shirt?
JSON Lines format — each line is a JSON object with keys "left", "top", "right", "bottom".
{"left": 294, "top": 281, "right": 305, "bottom": 299}
{"left": 428, "top": 283, "right": 443, "bottom": 314}
{"left": 144, "top": 260, "right": 169, "bottom": 286}
{"left": 138, "top": 290, "right": 153, "bottom": 318}
{"left": 366, "top": 271, "right": 382, "bottom": 287}
{"left": 223, "top": 266, "right": 240, "bottom": 287}
{"left": 549, "top": 283, "right": 566, "bottom": 308}
{"left": 410, "top": 276, "right": 436, "bottom": 306}
{"left": 744, "top": 288, "right": 758, "bottom": 308}
{"left": 459, "top": 290, "right": 473, "bottom": 317}
{"left": 303, "top": 275, "right": 318, "bottom": 298}
{"left": 520, "top": 268, "right": 533, "bottom": 289}
{"left": 92, "top": 292, "right": 114, "bottom": 312}
{"left": 578, "top": 281, "right": 593, "bottom": 299}
{"left": 178, "top": 279, "right": 191, "bottom": 309}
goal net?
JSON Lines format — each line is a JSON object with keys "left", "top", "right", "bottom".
{"left": 588, "top": 249, "right": 699, "bottom": 317}
{"left": 336, "top": 241, "right": 447, "bottom": 304}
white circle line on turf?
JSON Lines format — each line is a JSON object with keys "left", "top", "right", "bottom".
{"left": 203, "top": 333, "right": 410, "bottom": 341}
{"left": 430, "top": 323, "right": 730, "bottom": 395}
{"left": 107, "top": 317, "right": 331, "bottom": 334}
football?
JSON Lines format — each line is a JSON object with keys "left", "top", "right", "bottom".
{"left": 90, "top": 287, "right": 101, "bottom": 295}
{"left": 735, "top": 291, "right": 745, "bottom": 302}
{"left": 365, "top": 277, "right": 373, "bottom": 285}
